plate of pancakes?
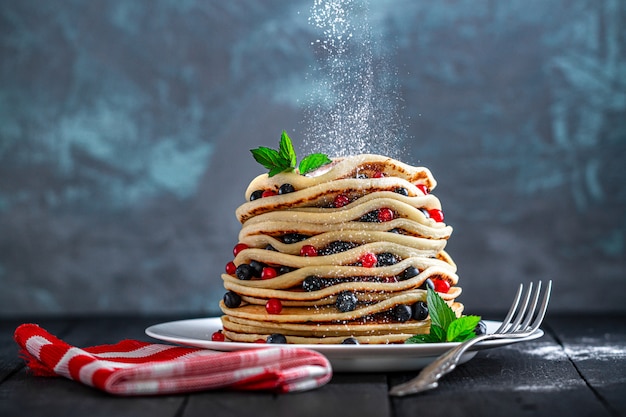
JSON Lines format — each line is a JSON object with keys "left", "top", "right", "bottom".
{"left": 146, "top": 317, "right": 544, "bottom": 372}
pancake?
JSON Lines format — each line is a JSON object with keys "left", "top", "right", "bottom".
{"left": 219, "top": 153, "right": 463, "bottom": 344}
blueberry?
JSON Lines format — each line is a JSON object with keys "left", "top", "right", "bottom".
{"left": 412, "top": 301, "right": 429, "bottom": 321}
{"left": 265, "top": 245, "right": 277, "bottom": 252}
{"left": 223, "top": 291, "right": 241, "bottom": 308}
{"left": 377, "top": 252, "right": 398, "bottom": 266}
{"left": 235, "top": 264, "right": 253, "bottom": 280}
{"left": 266, "top": 333, "right": 287, "bottom": 344}
{"left": 249, "top": 260, "right": 264, "bottom": 278}
{"left": 278, "top": 183, "right": 295, "bottom": 194}
{"left": 400, "top": 266, "right": 420, "bottom": 281}
{"left": 356, "top": 173, "right": 368, "bottom": 179}
{"left": 336, "top": 291, "right": 358, "bottom": 312}
{"left": 420, "top": 208, "right": 430, "bottom": 219}
{"left": 475, "top": 320, "right": 487, "bottom": 336}
{"left": 302, "top": 276, "right": 322, "bottom": 292}
{"left": 394, "top": 187, "right": 409, "bottom": 196}
{"left": 250, "top": 190, "right": 264, "bottom": 201}
{"left": 341, "top": 337, "right": 359, "bottom": 345}
{"left": 388, "top": 228, "right": 403, "bottom": 234}
{"left": 278, "top": 266, "right": 293, "bottom": 275}
{"left": 393, "top": 304, "right": 412, "bottom": 322}
{"left": 359, "top": 211, "right": 379, "bottom": 223}
{"left": 420, "top": 278, "right": 434, "bottom": 290}
{"left": 320, "top": 241, "right": 356, "bottom": 255}
{"left": 282, "top": 233, "right": 309, "bottom": 244}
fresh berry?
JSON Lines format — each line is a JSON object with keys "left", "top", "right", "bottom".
{"left": 359, "top": 211, "right": 379, "bottom": 222}
{"left": 211, "top": 331, "right": 225, "bottom": 342}
{"left": 376, "top": 252, "right": 398, "bottom": 266}
{"left": 359, "top": 252, "right": 378, "bottom": 268}
{"left": 412, "top": 301, "right": 429, "bottom": 320}
{"left": 233, "top": 243, "right": 248, "bottom": 257}
{"left": 254, "top": 339, "right": 267, "bottom": 344}
{"left": 300, "top": 245, "right": 318, "bottom": 257}
{"left": 333, "top": 194, "right": 351, "bottom": 208}
{"left": 249, "top": 260, "right": 264, "bottom": 277}
{"left": 377, "top": 208, "right": 394, "bottom": 222}
{"left": 420, "top": 278, "right": 434, "bottom": 290}
{"left": 302, "top": 276, "right": 322, "bottom": 292}
{"left": 389, "top": 228, "right": 402, "bottom": 234}
{"left": 265, "top": 298, "right": 282, "bottom": 314}
{"left": 250, "top": 190, "right": 264, "bottom": 201}
{"left": 394, "top": 187, "right": 409, "bottom": 196}
{"left": 261, "top": 267, "right": 278, "bottom": 280}
{"left": 400, "top": 266, "right": 420, "bottom": 281}
{"left": 278, "top": 183, "right": 295, "bottom": 194}
{"left": 433, "top": 278, "right": 451, "bottom": 293}
{"left": 225, "top": 261, "right": 237, "bottom": 275}
{"left": 393, "top": 304, "right": 412, "bottom": 322}
{"left": 282, "top": 233, "right": 309, "bottom": 244}
{"left": 265, "top": 244, "right": 277, "bottom": 251}
{"left": 381, "top": 276, "right": 398, "bottom": 284}
{"left": 320, "top": 241, "right": 356, "bottom": 255}
{"left": 420, "top": 208, "right": 431, "bottom": 219}
{"left": 416, "top": 184, "right": 429, "bottom": 195}
{"left": 278, "top": 266, "right": 293, "bottom": 275}
{"left": 373, "top": 171, "right": 385, "bottom": 178}
{"left": 235, "top": 264, "right": 253, "bottom": 280}
{"left": 341, "top": 337, "right": 360, "bottom": 344}
{"left": 262, "top": 189, "right": 277, "bottom": 198}
{"left": 475, "top": 320, "right": 487, "bottom": 336}
{"left": 336, "top": 291, "right": 358, "bottom": 312}
{"left": 223, "top": 291, "right": 242, "bottom": 308}
{"left": 266, "top": 333, "right": 287, "bottom": 344}
{"left": 427, "top": 208, "right": 444, "bottom": 222}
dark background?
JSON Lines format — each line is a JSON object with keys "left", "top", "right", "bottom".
{"left": 1, "top": 0, "right": 624, "bottom": 318}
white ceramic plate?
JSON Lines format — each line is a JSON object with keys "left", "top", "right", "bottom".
{"left": 146, "top": 317, "right": 544, "bottom": 372}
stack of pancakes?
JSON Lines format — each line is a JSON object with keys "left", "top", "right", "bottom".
{"left": 219, "top": 154, "right": 462, "bottom": 344}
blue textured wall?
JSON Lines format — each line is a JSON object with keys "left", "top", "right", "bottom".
{"left": 1, "top": 0, "right": 625, "bottom": 316}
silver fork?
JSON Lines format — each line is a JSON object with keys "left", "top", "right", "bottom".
{"left": 389, "top": 280, "right": 552, "bottom": 397}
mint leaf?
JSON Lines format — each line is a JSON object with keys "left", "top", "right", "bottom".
{"left": 427, "top": 286, "right": 456, "bottom": 331}
{"left": 299, "top": 153, "right": 332, "bottom": 175}
{"left": 446, "top": 315, "right": 481, "bottom": 342}
{"left": 251, "top": 131, "right": 331, "bottom": 177}
{"left": 279, "top": 131, "right": 297, "bottom": 168}
{"left": 405, "top": 286, "right": 482, "bottom": 344}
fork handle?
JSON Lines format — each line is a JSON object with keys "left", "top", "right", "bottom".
{"left": 389, "top": 333, "right": 492, "bottom": 396}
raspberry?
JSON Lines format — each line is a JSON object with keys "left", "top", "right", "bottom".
{"left": 333, "top": 194, "right": 350, "bottom": 208}
{"left": 359, "top": 252, "right": 378, "bottom": 268}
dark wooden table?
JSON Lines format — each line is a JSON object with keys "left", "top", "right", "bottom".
{"left": 1, "top": 314, "right": 624, "bottom": 417}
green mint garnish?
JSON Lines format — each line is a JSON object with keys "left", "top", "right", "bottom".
{"left": 405, "top": 287, "right": 481, "bottom": 343}
{"left": 250, "top": 131, "right": 332, "bottom": 177}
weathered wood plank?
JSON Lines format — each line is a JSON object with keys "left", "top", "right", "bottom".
{"left": 388, "top": 327, "right": 611, "bottom": 417}
{"left": 183, "top": 373, "right": 391, "bottom": 417}
{"left": 548, "top": 314, "right": 626, "bottom": 417}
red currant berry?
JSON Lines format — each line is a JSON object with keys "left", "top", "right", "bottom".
{"left": 427, "top": 209, "right": 444, "bottom": 222}
{"left": 211, "top": 331, "right": 225, "bottom": 342}
{"left": 254, "top": 339, "right": 266, "bottom": 344}
{"left": 266, "top": 298, "right": 282, "bottom": 314}
{"left": 300, "top": 245, "right": 318, "bottom": 257}
{"left": 225, "top": 261, "right": 237, "bottom": 275}
{"left": 262, "top": 189, "right": 277, "bottom": 198}
{"left": 233, "top": 243, "right": 248, "bottom": 257}
{"left": 377, "top": 208, "right": 394, "bottom": 222}
{"left": 433, "top": 279, "right": 451, "bottom": 293}
{"left": 416, "top": 184, "right": 429, "bottom": 195}
{"left": 373, "top": 171, "right": 385, "bottom": 178}
{"left": 333, "top": 194, "right": 350, "bottom": 208}
{"left": 261, "top": 267, "right": 278, "bottom": 280}
{"left": 359, "top": 252, "right": 378, "bottom": 268}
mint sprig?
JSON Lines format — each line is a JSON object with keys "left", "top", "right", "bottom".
{"left": 251, "top": 131, "right": 332, "bottom": 177}
{"left": 405, "top": 287, "right": 481, "bottom": 343}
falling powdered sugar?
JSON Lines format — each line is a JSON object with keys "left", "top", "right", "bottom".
{"left": 303, "top": 0, "right": 406, "bottom": 158}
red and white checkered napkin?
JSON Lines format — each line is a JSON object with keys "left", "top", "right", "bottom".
{"left": 14, "top": 323, "right": 332, "bottom": 396}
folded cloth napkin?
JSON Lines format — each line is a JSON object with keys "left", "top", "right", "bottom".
{"left": 14, "top": 323, "right": 332, "bottom": 395}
